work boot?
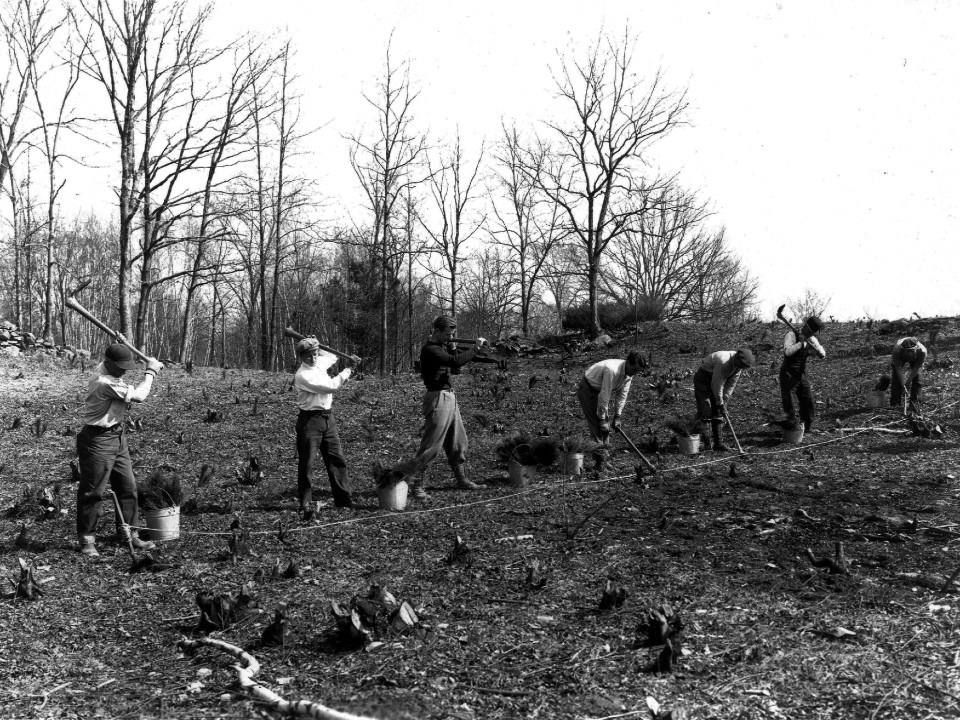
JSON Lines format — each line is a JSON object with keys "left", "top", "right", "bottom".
{"left": 410, "top": 474, "right": 430, "bottom": 501}
{"left": 78, "top": 534, "right": 100, "bottom": 558}
{"left": 130, "top": 533, "right": 156, "bottom": 551}
{"left": 452, "top": 465, "right": 479, "bottom": 490}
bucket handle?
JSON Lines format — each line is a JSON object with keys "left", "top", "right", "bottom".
{"left": 510, "top": 443, "right": 534, "bottom": 465}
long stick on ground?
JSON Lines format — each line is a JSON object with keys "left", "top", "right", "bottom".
{"left": 724, "top": 412, "right": 746, "bottom": 455}
{"left": 615, "top": 427, "right": 656, "bottom": 473}
{"left": 178, "top": 637, "right": 380, "bottom": 720}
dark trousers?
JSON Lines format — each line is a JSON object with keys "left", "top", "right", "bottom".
{"left": 76, "top": 424, "right": 139, "bottom": 537}
{"left": 576, "top": 377, "right": 604, "bottom": 442}
{"left": 780, "top": 367, "right": 815, "bottom": 431}
{"left": 890, "top": 363, "right": 922, "bottom": 409}
{"left": 296, "top": 410, "right": 352, "bottom": 509}
{"left": 693, "top": 369, "right": 723, "bottom": 445}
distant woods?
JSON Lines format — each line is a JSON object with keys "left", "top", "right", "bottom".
{"left": 0, "top": 2, "right": 757, "bottom": 370}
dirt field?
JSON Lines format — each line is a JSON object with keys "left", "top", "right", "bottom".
{"left": 1, "top": 319, "right": 959, "bottom": 720}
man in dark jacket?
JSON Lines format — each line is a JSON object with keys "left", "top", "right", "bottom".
{"left": 891, "top": 337, "right": 927, "bottom": 413}
{"left": 780, "top": 316, "right": 826, "bottom": 432}
{"left": 410, "top": 316, "right": 488, "bottom": 500}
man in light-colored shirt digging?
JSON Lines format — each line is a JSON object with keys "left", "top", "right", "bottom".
{"left": 294, "top": 338, "right": 361, "bottom": 520}
{"left": 694, "top": 348, "right": 755, "bottom": 452}
{"left": 578, "top": 351, "right": 643, "bottom": 446}
{"left": 780, "top": 316, "right": 826, "bottom": 432}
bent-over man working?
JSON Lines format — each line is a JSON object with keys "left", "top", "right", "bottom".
{"left": 578, "top": 351, "right": 643, "bottom": 446}
{"left": 890, "top": 337, "right": 926, "bottom": 413}
{"left": 694, "top": 348, "right": 755, "bottom": 452}
{"left": 410, "top": 316, "right": 487, "bottom": 501}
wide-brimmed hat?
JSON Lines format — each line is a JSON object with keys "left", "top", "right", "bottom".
{"left": 804, "top": 316, "right": 823, "bottom": 335}
{"left": 104, "top": 343, "right": 138, "bottom": 370}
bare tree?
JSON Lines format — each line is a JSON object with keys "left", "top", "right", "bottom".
{"left": 459, "top": 246, "right": 514, "bottom": 339}
{"left": 29, "top": 8, "right": 87, "bottom": 344}
{"left": 419, "top": 133, "right": 484, "bottom": 316}
{"left": 347, "top": 37, "right": 428, "bottom": 374}
{"left": 531, "top": 31, "right": 688, "bottom": 336}
{"left": 603, "top": 185, "right": 757, "bottom": 321}
{"left": 0, "top": 0, "right": 55, "bottom": 192}
{"left": 540, "top": 241, "right": 587, "bottom": 329}
{"left": 177, "top": 43, "right": 273, "bottom": 363}
{"left": 489, "top": 123, "right": 563, "bottom": 335}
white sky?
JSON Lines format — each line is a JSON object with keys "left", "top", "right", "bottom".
{"left": 69, "top": 0, "right": 960, "bottom": 320}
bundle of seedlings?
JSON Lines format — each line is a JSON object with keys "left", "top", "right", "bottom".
{"left": 763, "top": 413, "right": 801, "bottom": 431}
{"left": 4, "top": 483, "right": 62, "bottom": 520}
{"left": 137, "top": 469, "right": 184, "bottom": 511}
{"left": 663, "top": 414, "right": 703, "bottom": 438}
{"left": 195, "top": 582, "right": 257, "bottom": 633}
{"left": 560, "top": 435, "right": 591, "bottom": 454}
{"left": 371, "top": 458, "right": 424, "bottom": 489}
{"left": 495, "top": 430, "right": 534, "bottom": 462}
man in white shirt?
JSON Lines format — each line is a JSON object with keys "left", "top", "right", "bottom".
{"left": 76, "top": 342, "right": 164, "bottom": 558}
{"left": 780, "top": 316, "right": 827, "bottom": 432}
{"left": 578, "top": 350, "right": 643, "bottom": 445}
{"left": 694, "top": 348, "right": 755, "bottom": 452}
{"left": 293, "top": 337, "right": 360, "bottom": 519}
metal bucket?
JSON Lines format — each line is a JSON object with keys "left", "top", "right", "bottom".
{"left": 677, "top": 434, "right": 701, "bottom": 455}
{"left": 508, "top": 460, "right": 537, "bottom": 487}
{"left": 561, "top": 452, "right": 584, "bottom": 475}
{"left": 143, "top": 506, "right": 180, "bottom": 542}
{"left": 782, "top": 427, "right": 805, "bottom": 444}
{"left": 377, "top": 481, "right": 409, "bottom": 511}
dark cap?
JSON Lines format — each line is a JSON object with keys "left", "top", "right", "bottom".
{"left": 734, "top": 348, "right": 755, "bottom": 369}
{"left": 296, "top": 337, "right": 320, "bottom": 357}
{"left": 804, "top": 316, "right": 823, "bottom": 335}
{"left": 433, "top": 315, "right": 457, "bottom": 329}
{"left": 104, "top": 343, "right": 138, "bottom": 370}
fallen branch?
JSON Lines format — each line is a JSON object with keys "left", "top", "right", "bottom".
{"left": 179, "top": 637, "right": 379, "bottom": 720}
{"left": 838, "top": 427, "right": 910, "bottom": 434}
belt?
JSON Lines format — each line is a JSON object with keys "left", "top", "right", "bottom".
{"left": 82, "top": 423, "right": 122, "bottom": 434}
{"left": 299, "top": 408, "right": 332, "bottom": 416}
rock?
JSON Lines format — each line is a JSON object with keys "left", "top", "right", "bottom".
{"left": 1, "top": 346, "right": 21, "bottom": 357}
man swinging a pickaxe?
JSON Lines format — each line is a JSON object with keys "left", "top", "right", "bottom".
{"left": 777, "top": 304, "right": 827, "bottom": 433}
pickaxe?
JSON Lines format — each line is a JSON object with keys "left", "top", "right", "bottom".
{"left": 65, "top": 283, "right": 150, "bottom": 362}
{"left": 283, "top": 327, "right": 360, "bottom": 366}
{"left": 776, "top": 303, "right": 803, "bottom": 339}
{"left": 615, "top": 427, "right": 657, "bottom": 474}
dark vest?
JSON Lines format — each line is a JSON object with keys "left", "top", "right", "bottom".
{"left": 781, "top": 332, "right": 808, "bottom": 375}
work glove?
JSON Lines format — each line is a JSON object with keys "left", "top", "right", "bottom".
{"left": 476, "top": 336, "right": 487, "bottom": 348}
{"left": 445, "top": 342, "right": 457, "bottom": 354}
{"left": 610, "top": 416, "right": 622, "bottom": 430}
{"left": 146, "top": 358, "right": 164, "bottom": 375}
{"left": 347, "top": 354, "right": 362, "bottom": 367}
{"left": 599, "top": 419, "right": 611, "bottom": 434}
{"left": 716, "top": 403, "right": 727, "bottom": 417}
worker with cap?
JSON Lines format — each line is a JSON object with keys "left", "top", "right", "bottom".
{"left": 76, "top": 342, "right": 164, "bottom": 558}
{"left": 780, "top": 316, "right": 827, "bottom": 432}
{"left": 579, "top": 350, "right": 644, "bottom": 446}
{"left": 693, "top": 348, "right": 755, "bottom": 452}
{"left": 293, "top": 337, "right": 361, "bottom": 520}
{"left": 890, "top": 336, "right": 927, "bottom": 414}
{"left": 409, "top": 315, "right": 488, "bottom": 500}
